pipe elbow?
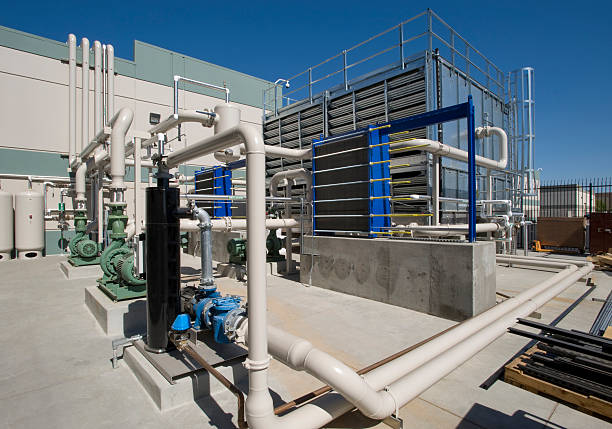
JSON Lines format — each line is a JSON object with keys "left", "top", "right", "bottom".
{"left": 194, "top": 207, "right": 212, "bottom": 229}
{"left": 75, "top": 162, "right": 87, "bottom": 200}
{"left": 237, "top": 124, "right": 265, "bottom": 155}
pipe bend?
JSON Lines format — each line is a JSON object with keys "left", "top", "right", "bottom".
{"left": 75, "top": 162, "right": 87, "bottom": 201}
{"left": 109, "top": 107, "right": 134, "bottom": 191}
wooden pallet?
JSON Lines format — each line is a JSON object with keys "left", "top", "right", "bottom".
{"left": 504, "top": 346, "right": 612, "bottom": 420}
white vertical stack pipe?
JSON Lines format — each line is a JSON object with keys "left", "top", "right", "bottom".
{"left": 81, "top": 38, "right": 89, "bottom": 155}
{"left": 68, "top": 34, "right": 77, "bottom": 166}
{"left": 94, "top": 41, "right": 102, "bottom": 134}
{"left": 107, "top": 45, "right": 114, "bottom": 120}
{"left": 109, "top": 108, "right": 134, "bottom": 202}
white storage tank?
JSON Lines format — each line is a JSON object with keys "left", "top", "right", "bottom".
{"left": 15, "top": 189, "right": 44, "bottom": 259}
{"left": 0, "top": 187, "right": 13, "bottom": 261}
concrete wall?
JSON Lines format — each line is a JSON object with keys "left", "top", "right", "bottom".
{"left": 300, "top": 236, "right": 496, "bottom": 321}
{"left": 0, "top": 25, "right": 271, "bottom": 255}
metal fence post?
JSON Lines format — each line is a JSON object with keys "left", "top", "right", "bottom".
{"left": 343, "top": 50, "right": 348, "bottom": 91}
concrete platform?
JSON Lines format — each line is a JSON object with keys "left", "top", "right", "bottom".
{"left": 84, "top": 285, "right": 146, "bottom": 337}
{"left": 2, "top": 254, "right": 612, "bottom": 429}
{"left": 59, "top": 259, "right": 102, "bottom": 279}
{"left": 301, "top": 235, "right": 496, "bottom": 321}
{"left": 124, "top": 344, "right": 247, "bottom": 412}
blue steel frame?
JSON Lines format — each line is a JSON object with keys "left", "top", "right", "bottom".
{"left": 368, "top": 128, "right": 392, "bottom": 236}
{"left": 194, "top": 166, "right": 233, "bottom": 218}
{"left": 375, "top": 96, "right": 477, "bottom": 241}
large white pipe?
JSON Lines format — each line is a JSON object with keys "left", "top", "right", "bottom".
{"left": 244, "top": 257, "right": 591, "bottom": 427}
{"left": 81, "top": 38, "right": 89, "bottom": 155}
{"left": 0, "top": 174, "right": 72, "bottom": 183}
{"left": 93, "top": 41, "right": 102, "bottom": 135}
{"left": 106, "top": 45, "right": 114, "bottom": 121}
{"left": 180, "top": 217, "right": 298, "bottom": 232}
{"left": 269, "top": 168, "right": 312, "bottom": 202}
{"left": 148, "top": 110, "right": 217, "bottom": 135}
{"left": 68, "top": 34, "right": 77, "bottom": 167}
{"left": 394, "top": 126, "right": 507, "bottom": 171}
{"left": 133, "top": 137, "right": 142, "bottom": 236}
{"left": 75, "top": 162, "right": 87, "bottom": 203}
{"left": 109, "top": 108, "right": 134, "bottom": 199}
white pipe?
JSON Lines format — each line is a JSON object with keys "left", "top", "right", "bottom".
{"left": 80, "top": 38, "right": 90, "bottom": 156}
{"left": 246, "top": 257, "right": 591, "bottom": 427}
{"left": 0, "top": 174, "right": 72, "bottom": 183}
{"left": 97, "top": 173, "right": 104, "bottom": 244}
{"left": 174, "top": 75, "right": 230, "bottom": 104}
{"left": 102, "top": 44, "right": 106, "bottom": 125}
{"left": 269, "top": 168, "right": 312, "bottom": 202}
{"left": 148, "top": 110, "right": 217, "bottom": 135}
{"left": 134, "top": 137, "right": 142, "bottom": 236}
{"left": 68, "top": 34, "right": 77, "bottom": 167}
{"left": 180, "top": 217, "right": 298, "bottom": 232}
{"left": 432, "top": 154, "right": 440, "bottom": 225}
{"left": 109, "top": 107, "right": 134, "bottom": 197}
{"left": 393, "top": 135, "right": 507, "bottom": 171}
{"left": 75, "top": 162, "right": 87, "bottom": 203}
{"left": 106, "top": 45, "right": 114, "bottom": 121}
{"left": 240, "top": 144, "right": 311, "bottom": 160}
{"left": 93, "top": 41, "right": 102, "bottom": 135}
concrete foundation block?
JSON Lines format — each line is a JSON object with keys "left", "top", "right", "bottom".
{"left": 84, "top": 286, "right": 146, "bottom": 337}
{"left": 301, "top": 236, "right": 496, "bottom": 321}
{"left": 124, "top": 346, "right": 245, "bottom": 412}
{"left": 216, "top": 262, "right": 247, "bottom": 281}
{"left": 59, "top": 260, "right": 102, "bottom": 279}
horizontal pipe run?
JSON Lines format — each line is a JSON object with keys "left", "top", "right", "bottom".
{"left": 180, "top": 218, "right": 298, "bottom": 232}
{"left": 175, "top": 75, "right": 230, "bottom": 103}
{"left": 180, "top": 194, "right": 297, "bottom": 203}
{"left": 0, "top": 174, "right": 72, "bottom": 183}
{"left": 148, "top": 110, "right": 217, "bottom": 135}
{"left": 260, "top": 257, "right": 592, "bottom": 426}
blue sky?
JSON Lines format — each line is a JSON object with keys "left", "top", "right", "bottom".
{"left": 2, "top": 1, "right": 610, "bottom": 180}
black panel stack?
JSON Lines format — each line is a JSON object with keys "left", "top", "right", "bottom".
{"left": 313, "top": 132, "right": 370, "bottom": 233}
{"left": 145, "top": 185, "right": 180, "bottom": 352}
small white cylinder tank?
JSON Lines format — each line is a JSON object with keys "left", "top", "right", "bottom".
{"left": 214, "top": 103, "right": 241, "bottom": 134}
{"left": 0, "top": 188, "right": 13, "bottom": 261}
{"left": 15, "top": 190, "right": 44, "bottom": 259}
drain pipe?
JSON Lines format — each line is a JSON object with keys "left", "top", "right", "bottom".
{"left": 193, "top": 206, "right": 214, "bottom": 288}
{"left": 68, "top": 34, "right": 77, "bottom": 168}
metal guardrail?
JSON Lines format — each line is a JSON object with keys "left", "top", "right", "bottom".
{"left": 263, "top": 8, "right": 505, "bottom": 118}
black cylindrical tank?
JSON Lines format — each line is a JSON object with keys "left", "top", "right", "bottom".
{"left": 145, "top": 186, "right": 180, "bottom": 352}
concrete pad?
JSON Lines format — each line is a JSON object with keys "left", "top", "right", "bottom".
{"left": 301, "top": 236, "right": 496, "bottom": 320}
{"left": 84, "top": 285, "right": 146, "bottom": 337}
{"left": 59, "top": 259, "right": 102, "bottom": 279}
{"left": 124, "top": 345, "right": 245, "bottom": 412}
{"left": 216, "top": 262, "right": 247, "bottom": 280}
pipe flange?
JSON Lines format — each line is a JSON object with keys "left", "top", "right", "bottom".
{"left": 223, "top": 307, "right": 247, "bottom": 340}
{"left": 243, "top": 356, "right": 270, "bottom": 371}
{"left": 201, "top": 299, "right": 216, "bottom": 328}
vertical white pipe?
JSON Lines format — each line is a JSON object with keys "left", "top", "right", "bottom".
{"left": 102, "top": 44, "right": 107, "bottom": 125}
{"left": 432, "top": 154, "right": 440, "bottom": 225}
{"left": 107, "top": 44, "right": 115, "bottom": 120}
{"left": 134, "top": 138, "right": 142, "bottom": 236}
{"left": 97, "top": 173, "right": 104, "bottom": 244}
{"left": 81, "top": 38, "right": 89, "bottom": 156}
{"left": 68, "top": 34, "right": 77, "bottom": 166}
{"left": 109, "top": 108, "right": 134, "bottom": 200}
{"left": 285, "top": 180, "right": 294, "bottom": 273}
{"left": 94, "top": 41, "right": 102, "bottom": 135}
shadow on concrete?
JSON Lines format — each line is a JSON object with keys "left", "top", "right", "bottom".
{"left": 181, "top": 266, "right": 200, "bottom": 276}
{"left": 123, "top": 299, "right": 146, "bottom": 337}
{"left": 192, "top": 363, "right": 285, "bottom": 429}
{"left": 457, "top": 403, "right": 565, "bottom": 429}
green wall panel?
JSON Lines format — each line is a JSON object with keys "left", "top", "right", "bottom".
{"left": 0, "top": 148, "right": 69, "bottom": 176}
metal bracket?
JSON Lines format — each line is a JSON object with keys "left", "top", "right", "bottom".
{"left": 383, "top": 414, "right": 404, "bottom": 429}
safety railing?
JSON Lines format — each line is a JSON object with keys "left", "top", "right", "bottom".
{"left": 263, "top": 9, "right": 505, "bottom": 118}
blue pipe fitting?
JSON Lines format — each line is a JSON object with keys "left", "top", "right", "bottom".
{"left": 171, "top": 313, "right": 191, "bottom": 332}
{"left": 209, "top": 296, "right": 242, "bottom": 343}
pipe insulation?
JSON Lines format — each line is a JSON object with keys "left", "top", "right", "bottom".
{"left": 94, "top": 41, "right": 102, "bottom": 135}
{"left": 392, "top": 126, "right": 507, "bottom": 171}
{"left": 180, "top": 218, "right": 298, "bottom": 232}
{"left": 109, "top": 107, "right": 134, "bottom": 193}
{"left": 81, "top": 38, "right": 89, "bottom": 155}
{"left": 106, "top": 45, "right": 114, "bottom": 121}
{"left": 269, "top": 169, "right": 312, "bottom": 202}
{"left": 193, "top": 206, "right": 214, "bottom": 288}
{"left": 241, "top": 256, "right": 592, "bottom": 428}
{"left": 68, "top": 34, "right": 77, "bottom": 166}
